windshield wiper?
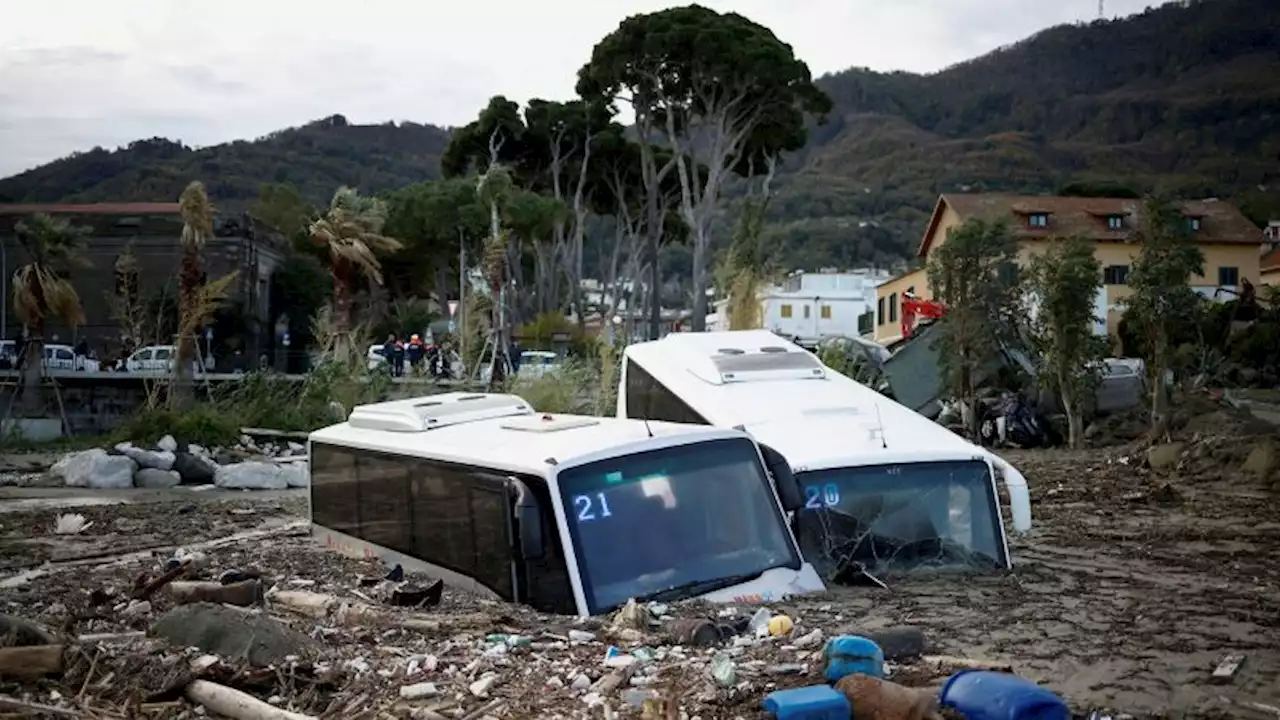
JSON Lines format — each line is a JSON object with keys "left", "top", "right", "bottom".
{"left": 634, "top": 570, "right": 768, "bottom": 604}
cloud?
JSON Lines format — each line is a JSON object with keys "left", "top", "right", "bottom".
{"left": 0, "top": 0, "right": 1168, "bottom": 177}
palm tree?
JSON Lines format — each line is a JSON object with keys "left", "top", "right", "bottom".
{"left": 308, "top": 187, "right": 403, "bottom": 361}
{"left": 173, "top": 181, "right": 212, "bottom": 408}
{"left": 11, "top": 214, "right": 89, "bottom": 413}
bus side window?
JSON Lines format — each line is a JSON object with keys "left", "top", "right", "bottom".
{"left": 311, "top": 443, "right": 359, "bottom": 537}
{"left": 625, "top": 360, "right": 707, "bottom": 426}
{"left": 357, "top": 453, "right": 413, "bottom": 557}
{"left": 467, "top": 475, "right": 515, "bottom": 601}
{"left": 410, "top": 461, "right": 477, "bottom": 580}
{"left": 513, "top": 476, "right": 575, "bottom": 615}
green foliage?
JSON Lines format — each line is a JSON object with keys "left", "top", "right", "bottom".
{"left": 1025, "top": 236, "right": 1107, "bottom": 447}
{"left": 507, "top": 343, "right": 621, "bottom": 417}
{"left": 1125, "top": 195, "right": 1206, "bottom": 431}
{"left": 114, "top": 405, "right": 239, "bottom": 449}
{"left": 251, "top": 183, "right": 313, "bottom": 240}
{"left": 926, "top": 218, "right": 1022, "bottom": 430}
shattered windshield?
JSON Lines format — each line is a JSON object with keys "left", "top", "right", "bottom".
{"left": 556, "top": 437, "right": 799, "bottom": 615}
{"left": 793, "top": 460, "right": 1007, "bottom": 581}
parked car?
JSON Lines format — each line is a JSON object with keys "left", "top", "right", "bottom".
{"left": 367, "top": 344, "right": 389, "bottom": 371}
{"left": 0, "top": 341, "right": 100, "bottom": 371}
{"left": 480, "top": 350, "right": 562, "bottom": 383}
{"left": 125, "top": 345, "right": 207, "bottom": 373}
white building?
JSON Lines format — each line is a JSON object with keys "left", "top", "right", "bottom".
{"left": 711, "top": 268, "right": 891, "bottom": 346}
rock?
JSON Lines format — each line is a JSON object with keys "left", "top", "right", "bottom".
{"left": 157, "top": 434, "right": 178, "bottom": 452}
{"left": 0, "top": 614, "right": 58, "bottom": 646}
{"left": 215, "top": 461, "right": 290, "bottom": 490}
{"left": 1241, "top": 440, "right": 1278, "bottom": 480}
{"left": 122, "top": 600, "right": 151, "bottom": 617}
{"left": 188, "top": 444, "right": 208, "bottom": 458}
{"left": 150, "top": 602, "right": 315, "bottom": 666}
{"left": 469, "top": 673, "right": 497, "bottom": 697}
{"left": 173, "top": 452, "right": 217, "bottom": 485}
{"left": 1146, "top": 443, "right": 1185, "bottom": 472}
{"left": 134, "top": 468, "right": 182, "bottom": 489}
{"left": 52, "top": 449, "right": 136, "bottom": 489}
{"left": 287, "top": 441, "right": 306, "bottom": 455}
{"left": 400, "top": 682, "right": 438, "bottom": 700}
{"left": 118, "top": 447, "right": 176, "bottom": 471}
{"left": 280, "top": 463, "right": 309, "bottom": 488}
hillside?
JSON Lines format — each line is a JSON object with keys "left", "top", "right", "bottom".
{"left": 1, "top": 0, "right": 1277, "bottom": 270}
{"left": 0, "top": 115, "right": 450, "bottom": 209}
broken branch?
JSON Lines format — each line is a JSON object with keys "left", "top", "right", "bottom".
{"left": 185, "top": 680, "right": 318, "bottom": 720}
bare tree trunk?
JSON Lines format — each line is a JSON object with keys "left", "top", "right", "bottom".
{"left": 1150, "top": 334, "right": 1170, "bottom": 440}
{"left": 331, "top": 265, "right": 355, "bottom": 361}
{"left": 171, "top": 246, "right": 201, "bottom": 409}
{"left": 19, "top": 326, "right": 43, "bottom": 417}
{"left": 1059, "top": 372, "right": 1082, "bottom": 449}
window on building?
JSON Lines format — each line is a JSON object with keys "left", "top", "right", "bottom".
{"left": 820, "top": 305, "right": 832, "bottom": 319}
{"left": 1188, "top": 216, "right": 1202, "bottom": 231}
{"left": 888, "top": 293, "right": 898, "bottom": 323}
{"left": 780, "top": 304, "right": 793, "bottom": 319}
{"left": 803, "top": 305, "right": 811, "bottom": 319}
{"left": 1218, "top": 266, "right": 1239, "bottom": 287}
{"left": 1103, "top": 265, "right": 1129, "bottom": 285}
{"left": 1107, "top": 215, "right": 1124, "bottom": 230}
{"left": 877, "top": 297, "right": 885, "bottom": 325}
{"left": 1028, "top": 213, "right": 1049, "bottom": 229}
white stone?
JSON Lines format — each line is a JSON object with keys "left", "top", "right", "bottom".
{"left": 188, "top": 444, "right": 208, "bottom": 457}
{"left": 157, "top": 434, "right": 178, "bottom": 452}
{"left": 135, "top": 468, "right": 181, "bottom": 488}
{"left": 469, "top": 674, "right": 497, "bottom": 697}
{"left": 214, "top": 461, "right": 288, "bottom": 490}
{"left": 118, "top": 446, "right": 176, "bottom": 471}
{"left": 287, "top": 441, "right": 305, "bottom": 455}
{"left": 280, "top": 463, "right": 309, "bottom": 488}
{"left": 399, "top": 682, "right": 438, "bottom": 700}
{"left": 52, "top": 449, "right": 136, "bottom": 489}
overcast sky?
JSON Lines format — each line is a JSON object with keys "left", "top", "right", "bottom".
{"left": 0, "top": 0, "right": 1165, "bottom": 178}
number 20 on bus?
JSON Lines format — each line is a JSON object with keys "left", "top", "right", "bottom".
{"left": 803, "top": 483, "right": 841, "bottom": 510}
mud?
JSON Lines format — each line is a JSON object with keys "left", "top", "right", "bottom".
{"left": 1, "top": 425, "right": 1277, "bottom": 717}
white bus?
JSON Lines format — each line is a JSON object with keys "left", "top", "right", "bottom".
{"left": 616, "top": 330, "right": 1033, "bottom": 580}
{"left": 308, "top": 392, "right": 824, "bottom": 617}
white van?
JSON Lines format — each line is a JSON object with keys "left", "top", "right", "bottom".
{"left": 125, "top": 345, "right": 207, "bottom": 374}
{"left": 617, "top": 330, "right": 1032, "bottom": 580}
{"left": 307, "top": 392, "right": 824, "bottom": 617}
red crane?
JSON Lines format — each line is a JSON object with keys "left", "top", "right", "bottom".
{"left": 900, "top": 292, "right": 946, "bottom": 339}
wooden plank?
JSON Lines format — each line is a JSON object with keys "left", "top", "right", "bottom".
{"left": 1212, "top": 654, "right": 1245, "bottom": 683}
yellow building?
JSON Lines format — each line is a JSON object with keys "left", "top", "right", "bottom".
{"left": 1263, "top": 247, "right": 1280, "bottom": 288}
{"left": 872, "top": 194, "right": 1267, "bottom": 344}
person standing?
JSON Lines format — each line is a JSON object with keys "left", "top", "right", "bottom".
{"left": 407, "top": 334, "right": 425, "bottom": 375}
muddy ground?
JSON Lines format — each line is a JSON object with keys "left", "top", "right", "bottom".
{"left": 1, "top": 401, "right": 1277, "bottom": 719}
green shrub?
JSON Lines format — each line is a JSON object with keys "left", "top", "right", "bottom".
{"left": 114, "top": 405, "right": 239, "bottom": 448}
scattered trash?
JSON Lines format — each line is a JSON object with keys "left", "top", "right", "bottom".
{"left": 768, "top": 614, "right": 795, "bottom": 637}
{"left": 764, "top": 685, "right": 852, "bottom": 720}
{"left": 939, "top": 669, "right": 1069, "bottom": 720}
{"left": 710, "top": 652, "right": 736, "bottom": 686}
{"left": 823, "top": 635, "right": 885, "bottom": 682}
{"left": 52, "top": 512, "right": 92, "bottom": 534}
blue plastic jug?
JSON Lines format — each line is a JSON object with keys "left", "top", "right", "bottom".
{"left": 939, "top": 669, "right": 1069, "bottom": 720}
{"left": 822, "top": 635, "right": 885, "bottom": 682}
{"left": 762, "top": 685, "right": 851, "bottom": 720}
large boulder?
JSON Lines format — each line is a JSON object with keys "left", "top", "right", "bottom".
{"left": 115, "top": 443, "right": 176, "bottom": 471}
{"left": 173, "top": 451, "right": 217, "bottom": 485}
{"left": 52, "top": 449, "right": 136, "bottom": 489}
{"left": 281, "top": 462, "right": 309, "bottom": 488}
{"left": 135, "top": 468, "right": 181, "bottom": 489}
{"left": 215, "top": 461, "right": 288, "bottom": 490}
{"left": 150, "top": 603, "right": 315, "bottom": 665}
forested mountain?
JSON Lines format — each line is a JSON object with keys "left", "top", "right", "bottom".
{"left": 1, "top": 0, "right": 1277, "bottom": 271}
{"left": 0, "top": 115, "right": 450, "bottom": 209}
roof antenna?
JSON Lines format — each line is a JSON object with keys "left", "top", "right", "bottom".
{"left": 872, "top": 403, "right": 888, "bottom": 449}
{"left": 643, "top": 416, "right": 654, "bottom": 438}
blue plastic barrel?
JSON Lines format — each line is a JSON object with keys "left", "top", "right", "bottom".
{"left": 822, "top": 635, "right": 885, "bottom": 682}
{"left": 762, "top": 685, "right": 851, "bottom": 720}
{"left": 939, "top": 669, "right": 1069, "bottom": 720}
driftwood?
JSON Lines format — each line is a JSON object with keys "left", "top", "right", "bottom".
{"left": 185, "top": 679, "right": 318, "bottom": 720}
{"left": 0, "top": 694, "right": 79, "bottom": 717}
{"left": 77, "top": 631, "right": 147, "bottom": 644}
{"left": 168, "top": 579, "right": 262, "bottom": 606}
{"left": 132, "top": 565, "right": 186, "bottom": 600}
{"left": 0, "top": 644, "right": 63, "bottom": 680}
{"left": 920, "top": 655, "right": 1013, "bottom": 672}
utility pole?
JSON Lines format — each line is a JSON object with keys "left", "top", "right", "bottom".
{"left": 459, "top": 239, "right": 466, "bottom": 377}
{"left": 1098, "top": 0, "right": 1104, "bottom": 19}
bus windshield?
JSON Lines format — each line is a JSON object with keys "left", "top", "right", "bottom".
{"left": 793, "top": 459, "right": 1007, "bottom": 580}
{"left": 556, "top": 437, "right": 800, "bottom": 615}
